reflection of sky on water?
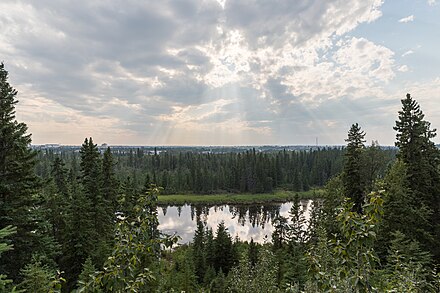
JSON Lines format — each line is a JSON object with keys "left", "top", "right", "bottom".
{"left": 158, "top": 200, "right": 312, "bottom": 244}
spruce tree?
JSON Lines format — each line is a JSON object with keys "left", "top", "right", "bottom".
{"left": 0, "top": 226, "right": 17, "bottom": 291}
{"left": 394, "top": 93, "right": 440, "bottom": 206}
{"left": 248, "top": 238, "right": 259, "bottom": 267}
{"left": 342, "top": 123, "right": 366, "bottom": 213}
{"left": 192, "top": 220, "right": 206, "bottom": 283}
{"left": 47, "top": 158, "right": 69, "bottom": 248}
{"left": 62, "top": 179, "right": 93, "bottom": 289}
{"left": 213, "top": 221, "right": 234, "bottom": 275}
{"left": 80, "top": 138, "right": 113, "bottom": 267}
{"left": 100, "top": 147, "right": 118, "bottom": 250}
{"left": 51, "top": 157, "right": 69, "bottom": 197}
{"left": 391, "top": 93, "right": 440, "bottom": 260}
{"left": 62, "top": 138, "right": 103, "bottom": 289}
{"left": 0, "top": 63, "right": 40, "bottom": 280}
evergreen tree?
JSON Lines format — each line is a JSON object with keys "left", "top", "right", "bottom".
{"left": 272, "top": 216, "right": 289, "bottom": 250}
{"left": 0, "top": 226, "right": 17, "bottom": 291}
{"left": 362, "top": 140, "right": 388, "bottom": 191}
{"left": 213, "top": 222, "right": 235, "bottom": 275}
{"left": 62, "top": 183, "right": 93, "bottom": 289}
{"left": 101, "top": 147, "right": 118, "bottom": 212}
{"left": 378, "top": 160, "right": 432, "bottom": 260}
{"left": 80, "top": 138, "right": 112, "bottom": 267}
{"left": 62, "top": 139, "right": 102, "bottom": 289}
{"left": 204, "top": 227, "right": 216, "bottom": 270}
{"left": 79, "top": 186, "right": 178, "bottom": 292}
{"left": 210, "top": 269, "right": 226, "bottom": 293}
{"left": 79, "top": 137, "right": 102, "bottom": 212}
{"left": 0, "top": 63, "right": 41, "bottom": 280}
{"left": 192, "top": 220, "right": 206, "bottom": 283}
{"left": 320, "top": 176, "right": 345, "bottom": 237}
{"left": 76, "top": 257, "right": 101, "bottom": 292}
{"left": 46, "top": 159, "right": 69, "bottom": 255}
{"left": 18, "top": 260, "right": 63, "bottom": 292}
{"left": 248, "top": 238, "right": 259, "bottom": 267}
{"left": 121, "top": 175, "right": 136, "bottom": 216}
{"left": 383, "top": 231, "right": 432, "bottom": 291}
{"left": 51, "top": 157, "right": 69, "bottom": 197}
{"left": 203, "top": 265, "right": 216, "bottom": 287}
{"left": 228, "top": 248, "right": 279, "bottom": 293}
{"left": 279, "top": 194, "right": 309, "bottom": 288}
{"left": 392, "top": 93, "right": 440, "bottom": 260}
{"left": 342, "top": 123, "right": 366, "bottom": 213}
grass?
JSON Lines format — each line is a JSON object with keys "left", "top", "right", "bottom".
{"left": 157, "top": 189, "right": 323, "bottom": 205}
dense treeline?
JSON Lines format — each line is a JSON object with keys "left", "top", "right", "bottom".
{"left": 2, "top": 62, "right": 440, "bottom": 292}
{"left": 35, "top": 143, "right": 396, "bottom": 195}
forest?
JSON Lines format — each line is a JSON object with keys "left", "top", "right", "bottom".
{"left": 2, "top": 59, "right": 440, "bottom": 292}
{"left": 34, "top": 141, "right": 395, "bottom": 196}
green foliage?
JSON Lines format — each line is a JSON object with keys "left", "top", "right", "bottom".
{"left": 192, "top": 220, "right": 206, "bottom": 282}
{"left": 157, "top": 189, "right": 321, "bottom": 205}
{"left": 0, "top": 226, "right": 18, "bottom": 292}
{"left": 213, "top": 221, "right": 236, "bottom": 275}
{"left": 0, "top": 62, "right": 41, "bottom": 280}
{"left": 210, "top": 269, "right": 227, "bottom": 293}
{"left": 272, "top": 216, "right": 289, "bottom": 250}
{"left": 247, "top": 238, "right": 259, "bottom": 267}
{"left": 320, "top": 176, "right": 345, "bottom": 236}
{"left": 361, "top": 141, "right": 389, "bottom": 191}
{"left": 61, "top": 138, "right": 120, "bottom": 289}
{"left": 380, "top": 231, "right": 432, "bottom": 292}
{"left": 0, "top": 225, "right": 16, "bottom": 256}
{"left": 342, "top": 123, "right": 366, "bottom": 213}
{"left": 76, "top": 257, "right": 101, "bottom": 292}
{"left": 18, "top": 260, "right": 64, "bottom": 293}
{"left": 78, "top": 186, "right": 178, "bottom": 292}
{"left": 228, "top": 248, "right": 279, "bottom": 293}
{"left": 203, "top": 265, "right": 216, "bottom": 287}
{"left": 287, "top": 193, "right": 309, "bottom": 244}
{"left": 35, "top": 146, "right": 386, "bottom": 196}
{"left": 308, "top": 191, "right": 384, "bottom": 292}
{"left": 101, "top": 147, "right": 119, "bottom": 215}
{"left": 379, "top": 160, "right": 433, "bottom": 259}
{"left": 387, "top": 93, "right": 440, "bottom": 261}
{"left": 166, "top": 247, "right": 198, "bottom": 292}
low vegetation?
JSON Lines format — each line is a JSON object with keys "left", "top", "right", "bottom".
{"left": 157, "top": 189, "right": 323, "bottom": 205}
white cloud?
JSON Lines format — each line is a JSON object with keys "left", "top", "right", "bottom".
{"left": 398, "top": 65, "right": 409, "bottom": 72}
{"left": 402, "top": 50, "right": 414, "bottom": 57}
{"left": 399, "top": 15, "right": 415, "bottom": 23}
{"left": 272, "top": 37, "right": 395, "bottom": 108}
{"left": 428, "top": 0, "right": 437, "bottom": 6}
{"left": 3, "top": 0, "right": 418, "bottom": 145}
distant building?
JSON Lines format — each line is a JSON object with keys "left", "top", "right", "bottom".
{"left": 44, "top": 144, "right": 60, "bottom": 148}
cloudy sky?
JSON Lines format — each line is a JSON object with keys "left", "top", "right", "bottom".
{"left": 1, "top": 0, "right": 439, "bottom": 146}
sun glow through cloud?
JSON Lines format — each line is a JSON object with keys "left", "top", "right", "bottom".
{"left": 1, "top": 0, "right": 439, "bottom": 145}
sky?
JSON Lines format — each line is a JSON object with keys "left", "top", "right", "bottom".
{"left": 1, "top": 0, "right": 439, "bottom": 146}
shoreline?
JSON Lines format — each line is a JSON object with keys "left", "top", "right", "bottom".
{"left": 157, "top": 189, "right": 323, "bottom": 206}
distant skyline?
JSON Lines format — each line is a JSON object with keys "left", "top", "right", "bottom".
{"left": 1, "top": 0, "right": 439, "bottom": 146}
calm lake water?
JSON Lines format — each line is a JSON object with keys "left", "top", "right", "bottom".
{"left": 158, "top": 200, "right": 312, "bottom": 244}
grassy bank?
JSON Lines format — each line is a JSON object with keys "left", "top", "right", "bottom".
{"left": 157, "top": 189, "right": 323, "bottom": 205}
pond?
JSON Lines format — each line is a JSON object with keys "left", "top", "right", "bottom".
{"left": 158, "top": 200, "right": 313, "bottom": 244}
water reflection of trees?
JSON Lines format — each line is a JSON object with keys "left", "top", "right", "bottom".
{"left": 161, "top": 204, "right": 283, "bottom": 229}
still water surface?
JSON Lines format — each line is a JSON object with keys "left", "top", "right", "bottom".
{"left": 158, "top": 200, "right": 312, "bottom": 244}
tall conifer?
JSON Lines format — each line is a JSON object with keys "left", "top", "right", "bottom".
{"left": 342, "top": 123, "right": 366, "bottom": 213}
{"left": 0, "top": 63, "right": 40, "bottom": 280}
{"left": 391, "top": 93, "right": 440, "bottom": 260}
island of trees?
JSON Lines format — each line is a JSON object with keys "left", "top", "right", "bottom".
{"left": 2, "top": 62, "right": 440, "bottom": 292}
